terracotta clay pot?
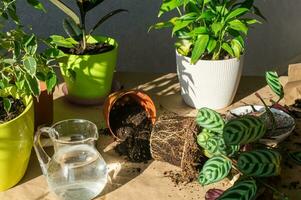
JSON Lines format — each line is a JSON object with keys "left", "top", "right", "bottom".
{"left": 103, "top": 90, "right": 156, "bottom": 139}
{"left": 34, "top": 82, "right": 54, "bottom": 130}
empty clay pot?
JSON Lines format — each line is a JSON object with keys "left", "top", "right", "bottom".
{"left": 103, "top": 90, "right": 156, "bottom": 139}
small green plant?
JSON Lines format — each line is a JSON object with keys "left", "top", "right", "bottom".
{"left": 196, "top": 107, "right": 300, "bottom": 200}
{"left": 150, "top": 0, "right": 264, "bottom": 64}
{"left": 47, "top": 0, "right": 128, "bottom": 51}
{"left": 0, "top": 0, "right": 56, "bottom": 116}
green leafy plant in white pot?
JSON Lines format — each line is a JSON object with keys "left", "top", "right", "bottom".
{"left": 151, "top": 0, "right": 264, "bottom": 109}
{"left": 46, "top": 0, "right": 128, "bottom": 105}
{"left": 0, "top": 0, "right": 56, "bottom": 191}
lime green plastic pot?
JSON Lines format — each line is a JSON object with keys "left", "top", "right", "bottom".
{"left": 0, "top": 97, "right": 34, "bottom": 191}
{"left": 59, "top": 36, "right": 118, "bottom": 102}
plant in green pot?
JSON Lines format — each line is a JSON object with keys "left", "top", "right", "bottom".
{"left": 0, "top": 0, "right": 56, "bottom": 191}
{"left": 150, "top": 0, "right": 264, "bottom": 109}
{"left": 46, "top": 0, "right": 128, "bottom": 105}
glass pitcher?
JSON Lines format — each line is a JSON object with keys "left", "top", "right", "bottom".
{"left": 34, "top": 119, "right": 108, "bottom": 200}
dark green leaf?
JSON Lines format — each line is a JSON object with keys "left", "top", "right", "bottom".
{"left": 288, "top": 151, "right": 301, "bottom": 165}
{"left": 217, "top": 180, "right": 257, "bottom": 200}
{"left": 196, "top": 107, "right": 224, "bottom": 134}
{"left": 265, "top": 71, "right": 284, "bottom": 100}
{"left": 3, "top": 97, "right": 12, "bottom": 113}
{"left": 45, "top": 72, "right": 57, "bottom": 93}
{"left": 238, "top": 149, "right": 282, "bottom": 177}
{"left": 63, "top": 18, "right": 82, "bottom": 41}
{"left": 89, "top": 9, "right": 128, "bottom": 35}
{"left": 199, "top": 156, "right": 232, "bottom": 186}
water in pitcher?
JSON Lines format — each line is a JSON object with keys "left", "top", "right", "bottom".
{"left": 46, "top": 144, "right": 107, "bottom": 200}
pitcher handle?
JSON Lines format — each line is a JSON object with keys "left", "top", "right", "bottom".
{"left": 34, "top": 127, "right": 52, "bottom": 176}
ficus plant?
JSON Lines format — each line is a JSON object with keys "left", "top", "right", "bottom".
{"left": 196, "top": 107, "right": 300, "bottom": 200}
{"left": 47, "top": 0, "right": 128, "bottom": 52}
{"left": 0, "top": 0, "right": 56, "bottom": 117}
{"left": 150, "top": 0, "right": 264, "bottom": 64}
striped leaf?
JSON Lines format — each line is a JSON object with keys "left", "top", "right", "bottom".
{"left": 199, "top": 156, "right": 232, "bottom": 186}
{"left": 198, "top": 129, "right": 239, "bottom": 157}
{"left": 196, "top": 108, "right": 225, "bottom": 134}
{"left": 223, "top": 116, "right": 266, "bottom": 145}
{"left": 266, "top": 71, "right": 284, "bottom": 100}
{"left": 288, "top": 151, "right": 301, "bottom": 165}
{"left": 238, "top": 149, "right": 282, "bottom": 177}
{"left": 217, "top": 180, "right": 257, "bottom": 200}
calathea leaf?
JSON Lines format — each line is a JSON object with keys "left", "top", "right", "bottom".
{"left": 199, "top": 156, "right": 232, "bottom": 186}
{"left": 196, "top": 108, "right": 225, "bottom": 134}
{"left": 265, "top": 71, "right": 284, "bottom": 100}
{"left": 217, "top": 180, "right": 257, "bottom": 200}
{"left": 223, "top": 115, "right": 266, "bottom": 145}
{"left": 288, "top": 151, "right": 301, "bottom": 165}
{"left": 238, "top": 149, "right": 282, "bottom": 177}
{"left": 191, "top": 34, "right": 209, "bottom": 64}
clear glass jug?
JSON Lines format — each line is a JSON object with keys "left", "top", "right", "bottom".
{"left": 34, "top": 119, "right": 108, "bottom": 200}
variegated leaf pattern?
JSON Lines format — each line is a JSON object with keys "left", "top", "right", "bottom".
{"left": 196, "top": 108, "right": 225, "bottom": 134}
{"left": 266, "top": 71, "right": 284, "bottom": 100}
{"left": 238, "top": 149, "right": 282, "bottom": 177}
{"left": 197, "top": 129, "right": 239, "bottom": 157}
{"left": 288, "top": 151, "right": 301, "bottom": 165}
{"left": 217, "top": 180, "right": 257, "bottom": 200}
{"left": 199, "top": 156, "right": 232, "bottom": 186}
{"left": 223, "top": 116, "right": 266, "bottom": 145}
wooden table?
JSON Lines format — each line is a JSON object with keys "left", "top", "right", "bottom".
{"left": 1, "top": 72, "right": 301, "bottom": 200}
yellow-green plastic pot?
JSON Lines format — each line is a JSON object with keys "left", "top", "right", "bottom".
{"left": 59, "top": 36, "right": 118, "bottom": 101}
{"left": 0, "top": 96, "right": 34, "bottom": 191}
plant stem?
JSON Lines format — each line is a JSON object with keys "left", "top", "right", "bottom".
{"left": 78, "top": 0, "right": 87, "bottom": 50}
{"left": 255, "top": 92, "right": 276, "bottom": 131}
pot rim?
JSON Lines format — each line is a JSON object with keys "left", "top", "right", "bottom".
{"left": 176, "top": 49, "right": 242, "bottom": 63}
{"left": 58, "top": 35, "right": 118, "bottom": 57}
{"left": 0, "top": 96, "right": 33, "bottom": 127}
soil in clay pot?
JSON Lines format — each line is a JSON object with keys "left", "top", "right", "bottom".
{"left": 0, "top": 96, "right": 25, "bottom": 123}
{"left": 150, "top": 112, "right": 205, "bottom": 184}
{"left": 59, "top": 43, "right": 114, "bottom": 55}
{"left": 109, "top": 99, "right": 153, "bottom": 163}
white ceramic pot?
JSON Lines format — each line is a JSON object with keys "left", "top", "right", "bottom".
{"left": 176, "top": 51, "right": 243, "bottom": 109}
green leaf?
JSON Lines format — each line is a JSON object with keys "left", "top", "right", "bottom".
{"left": 207, "top": 38, "right": 217, "bottom": 53}
{"left": 199, "top": 156, "right": 232, "bottom": 186}
{"left": 80, "top": 0, "right": 105, "bottom": 12}
{"left": 217, "top": 180, "right": 257, "bottom": 200}
{"left": 26, "top": 0, "right": 46, "bottom": 12}
{"left": 158, "top": 0, "right": 184, "bottom": 17}
{"left": 197, "top": 10, "right": 216, "bottom": 21}
{"left": 63, "top": 18, "right": 82, "bottom": 41}
{"left": 49, "top": 0, "right": 80, "bottom": 25}
{"left": 89, "top": 9, "right": 128, "bottom": 35}
{"left": 238, "top": 149, "right": 282, "bottom": 177}
{"left": 186, "top": 26, "right": 208, "bottom": 37}
{"left": 225, "top": 8, "right": 249, "bottom": 22}
{"left": 175, "top": 39, "right": 192, "bottom": 56}
{"left": 223, "top": 115, "right": 266, "bottom": 145}
{"left": 23, "top": 56, "right": 37, "bottom": 75}
{"left": 228, "top": 19, "right": 248, "bottom": 34}
{"left": 23, "top": 34, "right": 37, "bottom": 55}
{"left": 265, "top": 71, "right": 284, "bottom": 100}
{"left": 191, "top": 34, "right": 209, "bottom": 64}
{"left": 3, "top": 97, "right": 12, "bottom": 113}
{"left": 196, "top": 107, "right": 224, "bottom": 134}
{"left": 49, "top": 35, "right": 77, "bottom": 48}
{"left": 288, "top": 151, "right": 301, "bottom": 165}
{"left": 197, "top": 129, "right": 239, "bottom": 157}
{"left": 172, "top": 19, "right": 194, "bottom": 36}
{"left": 211, "top": 22, "right": 223, "bottom": 36}
{"left": 44, "top": 48, "right": 66, "bottom": 59}
{"left": 25, "top": 75, "right": 40, "bottom": 97}
{"left": 221, "top": 43, "right": 234, "bottom": 57}
{"left": 45, "top": 72, "right": 57, "bottom": 93}
{"left": 149, "top": 17, "right": 178, "bottom": 32}
{"left": 231, "top": 39, "right": 242, "bottom": 58}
